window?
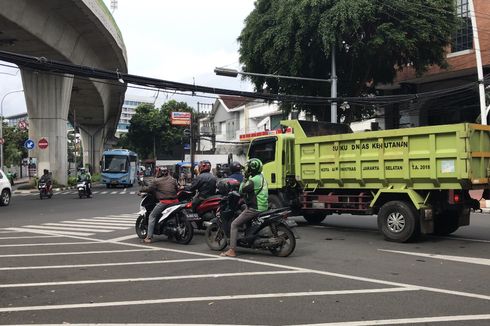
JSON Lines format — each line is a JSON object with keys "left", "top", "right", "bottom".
{"left": 452, "top": 0, "right": 473, "bottom": 53}
{"left": 248, "top": 137, "right": 277, "bottom": 165}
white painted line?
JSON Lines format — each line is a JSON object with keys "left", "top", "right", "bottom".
{"left": 0, "top": 287, "right": 415, "bottom": 312}
{"left": 0, "top": 235, "right": 59, "bottom": 240}
{"left": 130, "top": 191, "right": 136, "bottom": 194}
{"left": 0, "top": 248, "right": 155, "bottom": 258}
{"left": 299, "top": 314, "right": 490, "bottom": 325}
{"left": 440, "top": 236, "right": 490, "bottom": 244}
{"left": 379, "top": 249, "right": 490, "bottom": 266}
{"left": 77, "top": 218, "right": 135, "bottom": 225}
{"left": 92, "top": 191, "right": 99, "bottom": 194}
{"left": 99, "top": 215, "right": 136, "bottom": 219}
{"left": 106, "top": 213, "right": 138, "bottom": 217}
{"left": 110, "top": 191, "right": 118, "bottom": 194}
{"left": 24, "top": 225, "right": 114, "bottom": 233}
{"left": 44, "top": 223, "right": 128, "bottom": 230}
{"left": 91, "top": 216, "right": 136, "bottom": 221}
{"left": 108, "top": 234, "right": 138, "bottom": 242}
{"left": 0, "top": 241, "right": 100, "bottom": 248}
{"left": 0, "top": 270, "right": 307, "bottom": 288}
{"left": 0, "top": 258, "right": 222, "bottom": 271}
{"left": 101, "top": 191, "right": 108, "bottom": 194}
{"left": 70, "top": 220, "right": 134, "bottom": 226}
{"left": 6, "top": 227, "right": 93, "bottom": 237}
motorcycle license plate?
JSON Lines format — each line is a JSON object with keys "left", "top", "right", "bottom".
{"left": 185, "top": 212, "right": 200, "bottom": 221}
{"left": 111, "top": 181, "right": 118, "bottom": 185}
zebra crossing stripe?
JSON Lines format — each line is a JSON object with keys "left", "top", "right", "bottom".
{"left": 62, "top": 220, "right": 132, "bottom": 227}
{"left": 43, "top": 223, "right": 128, "bottom": 230}
{"left": 24, "top": 225, "right": 114, "bottom": 233}
{"left": 76, "top": 218, "right": 134, "bottom": 225}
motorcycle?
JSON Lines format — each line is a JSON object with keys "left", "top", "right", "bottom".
{"left": 205, "top": 191, "right": 297, "bottom": 257}
{"left": 77, "top": 180, "right": 91, "bottom": 198}
{"left": 135, "top": 191, "right": 195, "bottom": 244}
{"left": 38, "top": 182, "right": 53, "bottom": 200}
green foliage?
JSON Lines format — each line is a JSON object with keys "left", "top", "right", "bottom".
{"left": 118, "top": 100, "right": 194, "bottom": 159}
{"left": 238, "top": 0, "right": 458, "bottom": 122}
{"left": 67, "top": 176, "right": 77, "bottom": 187}
{"left": 1, "top": 124, "right": 28, "bottom": 167}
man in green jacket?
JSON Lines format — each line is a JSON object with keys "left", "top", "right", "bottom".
{"left": 221, "top": 158, "right": 268, "bottom": 257}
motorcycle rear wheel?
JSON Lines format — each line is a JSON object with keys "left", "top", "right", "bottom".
{"left": 174, "top": 219, "right": 193, "bottom": 245}
{"left": 205, "top": 222, "right": 227, "bottom": 251}
{"left": 135, "top": 215, "right": 148, "bottom": 239}
{"left": 269, "top": 224, "right": 296, "bottom": 257}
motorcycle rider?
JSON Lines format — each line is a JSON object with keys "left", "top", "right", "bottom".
{"left": 77, "top": 167, "right": 92, "bottom": 197}
{"left": 228, "top": 161, "right": 244, "bottom": 183}
{"left": 221, "top": 158, "right": 268, "bottom": 257}
{"left": 39, "top": 169, "right": 53, "bottom": 194}
{"left": 140, "top": 166, "right": 179, "bottom": 243}
{"left": 186, "top": 160, "right": 217, "bottom": 211}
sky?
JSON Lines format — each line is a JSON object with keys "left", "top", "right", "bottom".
{"left": 0, "top": 0, "right": 256, "bottom": 117}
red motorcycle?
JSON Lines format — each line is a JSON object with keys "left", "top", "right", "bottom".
{"left": 182, "top": 178, "right": 240, "bottom": 230}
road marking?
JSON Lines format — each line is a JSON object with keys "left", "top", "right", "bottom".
{"left": 110, "top": 191, "right": 118, "bottom": 194}
{"left": 0, "top": 270, "right": 307, "bottom": 288}
{"left": 439, "top": 236, "right": 490, "bottom": 244}
{"left": 0, "top": 258, "right": 223, "bottom": 271}
{"left": 130, "top": 191, "right": 136, "bottom": 194}
{"left": 379, "top": 249, "right": 490, "bottom": 266}
{"left": 62, "top": 220, "right": 132, "bottom": 227}
{"left": 108, "top": 234, "right": 138, "bottom": 242}
{"left": 24, "top": 225, "right": 114, "bottom": 233}
{"left": 0, "top": 287, "right": 416, "bottom": 312}
{"left": 0, "top": 241, "right": 100, "bottom": 248}
{"left": 44, "top": 223, "right": 128, "bottom": 230}
{"left": 76, "top": 218, "right": 134, "bottom": 225}
{"left": 0, "top": 235, "right": 59, "bottom": 240}
{"left": 6, "top": 227, "right": 93, "bottom": 237}
{"left": 101, "top": 191, "right": 108, "bottom": 194}
{"left": 91, "top": 216, "right": 135, "bottom": 221}
{"left": 298, "top": 314, "right": 490, "bottom": 325}
{"left": 0, "top": 248, "right": 155, "bottom": 258}
{"left": 102, "top": 215, "right": 136, "bottom": 219}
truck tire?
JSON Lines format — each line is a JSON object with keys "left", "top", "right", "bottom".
{"left": 268, "top": 194, "right": 284, "bottom": 209}
{"left": 302, "top": 212, "right": 326, "bottom": 225}
{"left": 433, "top": 210, "right": 460, "bottom": 236}
{"left": 378, "top": 201, "right": 420, "bottom": 242}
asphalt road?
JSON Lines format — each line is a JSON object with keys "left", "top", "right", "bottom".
{"left": 0, "top": 186, "right": 489, "bottom": 325}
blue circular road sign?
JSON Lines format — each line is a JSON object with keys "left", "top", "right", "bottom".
{"left": 24, "top": 139, "right": 35, "bottom": 150}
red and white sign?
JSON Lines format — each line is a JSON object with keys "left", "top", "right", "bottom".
{"left": 0, "top": 138, "right": 4, "bottom": 145}
{"left": 38, "top": 137, "right": 49, "bottom": 149}
{"left": 171, "top": 112, "right": 191, "bottom": 126}
{"left": 18, "top": 120, "right": 28, "bottom": 130}
{"left": 239, "top": 127, "right": 292, "bottom": 141}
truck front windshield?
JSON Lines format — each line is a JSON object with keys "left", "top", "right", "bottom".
{"left": 248, "top": 137, "right": 277, "bottom": 165}
{"left": 103, "top": 155, "right": 128, "bottom": 173}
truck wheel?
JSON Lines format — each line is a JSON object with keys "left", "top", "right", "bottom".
{"left": 303, "top": 212, "right": 326, "bottom": 225}
{"left": 433, "top": 210, "right": 460, "bottom": 236}
{"left": 378, "top": 201, "right": 419, "bottom": 242}
{"left": 268, "top": 194, "right": 284, "bottom": 209}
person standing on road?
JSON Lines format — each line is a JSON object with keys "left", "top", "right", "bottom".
{"left": 140, "top": 166, "right": 178, "bottom": 243}
{"left": 221, "top": 158, "right": 268, "bottom": 257}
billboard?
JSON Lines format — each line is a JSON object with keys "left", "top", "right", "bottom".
{"left": 171, "top": 112, "right": 191, "bottom": 126}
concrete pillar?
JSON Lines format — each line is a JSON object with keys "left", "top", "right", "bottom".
{"left": 79, "top": 125, "right": 105, "bottom": 174}
{"left": 21, "top": 70, "right": 73, "bottom": 185}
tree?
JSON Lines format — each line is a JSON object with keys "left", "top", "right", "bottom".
{"left": 2, "top": 124, "right": 28, "bottom": 167}
{"left": 238, "top": 0, "right": 458, "bottom": 122}
{"left": 119, "top": 100, "right": 194, "bottom": 160}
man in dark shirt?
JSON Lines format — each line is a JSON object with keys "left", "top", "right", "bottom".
{"left": 187, "top": 160, "right": 217, "bottom": 210}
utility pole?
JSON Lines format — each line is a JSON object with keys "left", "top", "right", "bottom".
{"left": 331, "top": 46, "right": 338, "bottom": 123}
{"left": 190, "top": 112, "right": 195, "bottom": 179}
{"left": 468, "top": 0, "right": 487, "bottom": 125}
{"left": 197, "top": 102, "right": 201, "bottom": 152}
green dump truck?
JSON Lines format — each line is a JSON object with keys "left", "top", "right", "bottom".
{"left": 246, "top": 120, "right": 489, "bottom": 242}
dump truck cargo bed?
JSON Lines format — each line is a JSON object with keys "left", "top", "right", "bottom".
{"left": 281, "top": 121, "right": 490, "bottom": 190}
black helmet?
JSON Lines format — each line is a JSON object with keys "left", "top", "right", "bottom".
{"left": 230, "top": 161, "right": 242, "bottom": 173}
{"left": 198, "top": 160, "right": 211, "bottom": 173}
{"left": 43, "top": 169, "right": 49, "bottom": 175}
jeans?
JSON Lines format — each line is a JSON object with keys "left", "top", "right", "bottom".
{"left": 147, "top": 202, "right": 169, "bottom": 238}
{"left": 229, "top": 208, "right": 259, "bottom": 250}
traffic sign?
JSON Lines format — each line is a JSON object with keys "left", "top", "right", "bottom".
{"left": 38, "top": 138, "right": 49, "bottom": 149}
{"left": 24, "top": 139, "right": 35, "bottom": 150}
{"left": 18, "top": 120, "right": 28, "bottom": 130}
{"left": 183, "top": 129, "right": 191, "bottom": 137}
{"left": 0, "top": 138, "right": 4, "bottom": 145}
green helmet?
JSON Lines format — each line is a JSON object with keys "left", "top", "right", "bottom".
{"left": 245, "top": 158, "right": 263, "bottom": 176}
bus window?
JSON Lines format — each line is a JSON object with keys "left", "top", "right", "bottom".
{"left": 103, "top": 155, "right": 129, "bottom": 172}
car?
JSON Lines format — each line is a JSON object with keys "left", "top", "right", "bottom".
{"left": 0, "top": 168, "right": 12, "bottom": 206}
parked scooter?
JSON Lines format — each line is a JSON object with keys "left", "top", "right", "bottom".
{"left": 38, "top": 182, "right": 53, "bottom": 200}
{"left": 205, "top": 191, "right": 297, "bottom": 257}
{"left": 77, "top": 180, "right": 91, "bottom": 198}
{"left": 135, "top": 191, "right": 195, "bottom": 244}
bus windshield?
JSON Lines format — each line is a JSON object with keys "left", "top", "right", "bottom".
{"left": 103, "top": 155, "right": 129, "bottom": 173}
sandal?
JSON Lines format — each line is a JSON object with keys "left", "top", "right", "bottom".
{"left": 143, "top": 238, "right": 152, "bottom": 244}
{"left": 220, "top": 249, "right": 236, "bottom": 257}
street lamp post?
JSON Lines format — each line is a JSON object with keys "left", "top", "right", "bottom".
{"left": 214, "top": 67, "right": 336, "bottom": 122}
{"left": 0, "top": 89, "right": 24, "bottom": 171}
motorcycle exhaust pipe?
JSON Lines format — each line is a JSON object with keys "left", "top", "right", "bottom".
{"left": 203, "top": 221, "right": 213, "bottom": 228}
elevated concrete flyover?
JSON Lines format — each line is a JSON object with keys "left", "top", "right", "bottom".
{"left": 0, "top": 0, "right": 127, "bottom": 184}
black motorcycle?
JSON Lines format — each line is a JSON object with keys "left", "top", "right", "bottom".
{"left": 205, "top": 191, "right": 297, "bottom": 257}
{"left": 135, "top": 192, "right": 194, "bottom": 245}
{"left": 38, "top": 182, "right": 53, "bottom": 199}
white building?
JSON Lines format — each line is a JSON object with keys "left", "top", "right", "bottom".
{"left": 116, "top": 95, "right": 154, "bottom": 136}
